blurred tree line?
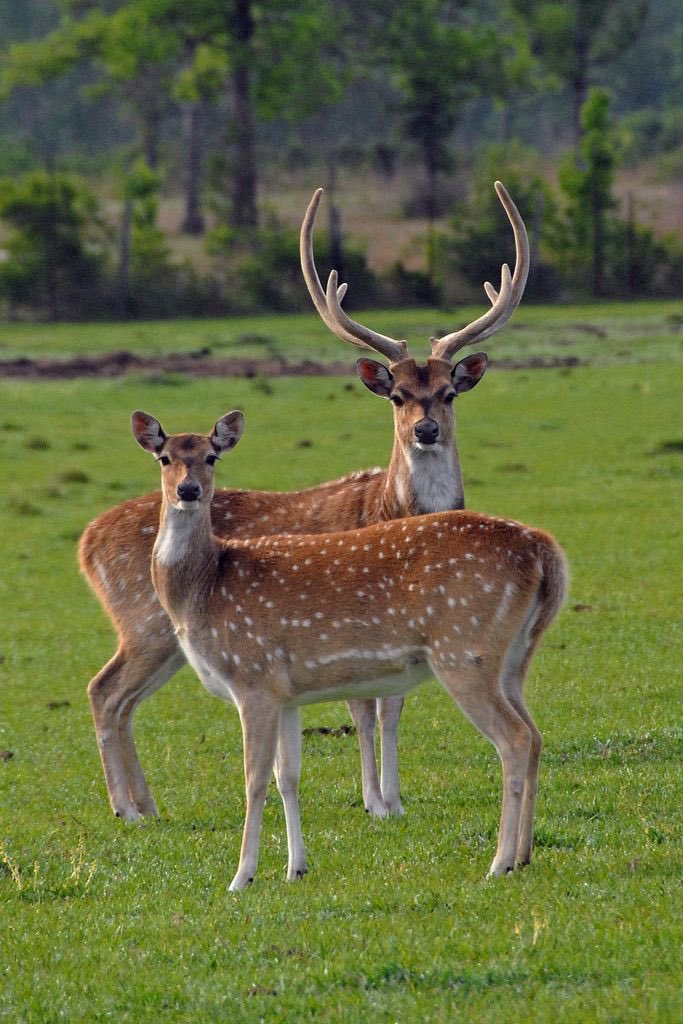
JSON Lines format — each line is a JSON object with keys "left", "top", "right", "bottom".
{"left": 0, "top": 0, "right": 680, "bottom": 320}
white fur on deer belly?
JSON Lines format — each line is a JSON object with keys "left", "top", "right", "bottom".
{"left": 287, "top": 656, "right": 430, "bottom": 707}
{"left": 178, "top": 633, "right": 237, "bottom": 704}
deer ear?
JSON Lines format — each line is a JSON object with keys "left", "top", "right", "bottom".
{"left": 451, "top": 352, "right": 488, "bottom": 394}
{"left": 356, "top": 358, "right": 393, "bottom": 398}
{"left": 211, "top": 411, "right": 245, "bottom": 453}
{"left": 132, "top": 411, "right": 167, "bottom": 453}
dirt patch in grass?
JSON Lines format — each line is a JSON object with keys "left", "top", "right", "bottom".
{"left": 0, "top": 350, "right": 583, "bottom": 379}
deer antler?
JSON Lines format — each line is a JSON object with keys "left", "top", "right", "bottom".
{"left": 300, "top": 189, "right": 409, "bottom": 364}
{"left": 430, "top": 181, "right": 529, "bottom": 362}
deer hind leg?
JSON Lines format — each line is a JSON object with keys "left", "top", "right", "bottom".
{"left": 436, "top": 664, "right": 532, "bottom": 877}
{"left": 117, "top": 645, "right": 187, "bottom": 816}
{"left": 230, "top": 694, "right": 282, "bottom": 892}
{"left": 274, "top": 705, "right": 307, "bottom": 881}
{"left": 347, "top": 697, "right": 387, "bottom": 817}
{"left": 500, "top": 619, "right": 543, "bottom": 868}
{"left": 378, "top": 694, "right": 405, "bottom": 815}
{"left": 87, "top": 639, "right": 184, "bottom": 819}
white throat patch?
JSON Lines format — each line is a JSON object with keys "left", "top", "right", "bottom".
{"left": 407, "top": 445, "right": 459, "bottom": 513}
{"left": 154, "top": 507, "right": 198, "bottom": 566}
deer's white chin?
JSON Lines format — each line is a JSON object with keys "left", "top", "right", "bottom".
{"left": 173, "top": 500, "right": 202, "bottom": 512}
{"left": 412, "top": 441, "right": 443, "bottom": 454}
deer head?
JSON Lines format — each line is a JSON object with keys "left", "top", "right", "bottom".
{"left": 132, "top": 410, "right": 245, "bottom": 511}
{"left": 300, "top": 181, "right": 528, "bottom": 455}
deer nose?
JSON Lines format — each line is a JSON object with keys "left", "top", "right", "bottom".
{"left": 414, "top": 418, "right": 440, "bottom": 445}
{"left": 177, "top": 480, "right": 201, "bottom": 502}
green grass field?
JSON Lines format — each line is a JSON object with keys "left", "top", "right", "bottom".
{"left": 1, "top": 298, "right": 682, "bottom": 367}
{"left": 0, "top": 306, "right": 682, "bottom": 1022}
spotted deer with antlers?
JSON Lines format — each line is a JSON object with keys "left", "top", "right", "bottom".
{"left": 132, "top": 408, "right": 567, "bottom": 890}
{"left": 80, "top": 182, "right": 529, "bottom": 823}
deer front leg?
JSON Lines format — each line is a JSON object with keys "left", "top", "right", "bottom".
{"left": 347, "top": 698, "right": 387, "bottom": 817}
{"left": 274, "top": 705, "right": 307, "bottom": 881}
{"left": 378, "top": 694, "right": 405, "bottom": 815}
{"left": 229, "top": 695, "right": 281, "bottom": 892}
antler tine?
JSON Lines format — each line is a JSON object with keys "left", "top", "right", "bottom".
{"left": 474, "top": 181, "right": 530, "bottom": 339}
{"left": 431, "top": 264, "right": 513, "bottom": 361}
{"left": 431, "top": 181, "right": 530, "bottom": 361}
{"left": 325, "top": 271, "right": 408, "bottom": 363}
{"left": 300, "top": 189, "right": 343, "bottom": 330}
{"left": 484, "top": 281, "right": 498, "bottom": 303}
{"left": 300, "top": 188, "right": 409, "bottom": 364}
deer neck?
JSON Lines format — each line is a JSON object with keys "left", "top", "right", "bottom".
{"left": 382, "top": 438, "right": 464, "bottom": 517}
{"left": 152, "top": 500, "right": 220, "bottom": 624}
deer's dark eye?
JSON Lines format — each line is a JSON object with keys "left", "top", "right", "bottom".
{"left": 390, "top": 395, "right": 404, "bottom": 407}
{"left": 444, "top": 393, "right": 456, "bottom": 404}
{"left": 206, "top": 454, "right": 219, "bottom": 466}
{"left": 158, "top": 454, "right": 171, "bottom": 466}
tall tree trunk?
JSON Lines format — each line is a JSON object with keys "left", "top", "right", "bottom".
{"left": 45, "top": 169, "right": 59, "bottom": 321}
{"left": 117, "top": 197, "right": 133, "bottom": 319}
{"left": 626, "top": 192, "right": 637, "bottom": 297}
{"left": 181, "top": 102, "right": 206, "bottom": 235}
{"left": 591, "top": 179, "right": 605, "bottom": 297}
{"left": 572, "top": 4, "right": 590, "bottom": 152}
{"left": 530, "top": 189, "right": 544, "bottom": 294}
{"left": 326, "top": 155, "right": 344, "bottom": 284}
{"left": 231, "top": 0, "right": 258, "bottom": 229}
{"left": 424, "top": 149, "right": 439, "bottom": 285}
{"left": 142, "top": 107, "right": 162, "bottom": 171}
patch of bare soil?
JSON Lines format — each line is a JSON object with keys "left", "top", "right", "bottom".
{"left": 0, "top": 350, "right": 351, "bottom": 379}
{"left": 0, "top": 350, "right": 582, "bottom": 379}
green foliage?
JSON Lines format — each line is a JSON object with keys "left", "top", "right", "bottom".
{"left": 121, "top": 160, "right": 209, "bottom": 319}
{"left": 511, "top": 0, "right": 648, "bottom": 81}
{"left": 381, "top": 0, "right": 532, "bottom": 215}
{"left": 0, "top": 0, "right": 346, "bottom": 233}
{"left": 124, "top": 159, "right": 163, "bottom": 226}
{"left": 206, "top": 217, "right": 376, "bottom": 314}
{"left": 557, "top": 89, "right": 616, "bottom": 295}
{"left": 0, "top": 170, "right": 106, "bottom": 319}
{"left": 251, "top": 1, "right": 343, "bottom": 121}
{"left": 125, "top": 160, "right": 172, "bottom": 313}
{"left": 551, "top": 90, "right": 682, "bottom": 297}
{"left": 609, "top": 217, "right": 683, "bottom": 297}
{"left": 0, "top": 2, "right": 678, "bottom": 312}
{"left": 379, "top": 262, "right": 440, "bottom": 308}
{"left": 174, "top": 42, "right": 228, "bottom": 103}
{"left": 618, "top": 105, "right": 683, "bottom": 165}
{"left": 444, "top": 144, "right": 560, "bottom": 301}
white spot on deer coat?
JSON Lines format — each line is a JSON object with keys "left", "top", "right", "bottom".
{"left": 496, "top": 581, "right": 516, "bottom": 620}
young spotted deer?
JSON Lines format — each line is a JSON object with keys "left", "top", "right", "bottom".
{"left": 80, "top": 181, "right": 529, "bottom": 823}
{"left": 133, "top": 410, "right": 567, "bottom": 891}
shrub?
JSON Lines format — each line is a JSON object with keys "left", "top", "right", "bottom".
{"left": 442, "top": 143, "right": 560, "bottom": 302}
{"left": 618, "top": 106, "right": 683, "bottom": 166}
{"left": 609, "top": 220, "right": 683, "bottom": 298}
{"left": 379, "top": 262, "right": 440, "bottom": 307}
{"left": 0, "top": 170, "right": 107, "bottom": 319}
{"left": 121, "top": 161, "right": 184, "bottom": 318}
{"left": 207, "top": 216, "right": 377, "bottom": 313}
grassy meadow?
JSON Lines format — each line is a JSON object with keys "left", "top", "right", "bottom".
{"left": 0, "top": 302, "right": 682, "bottom": 1022}
{"left": 0, "top": 298, "right": 682, "bottom": 367}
